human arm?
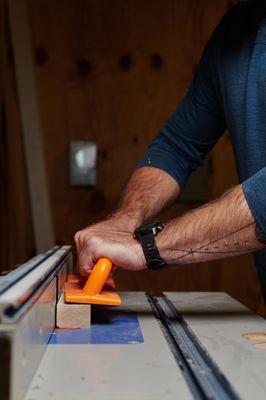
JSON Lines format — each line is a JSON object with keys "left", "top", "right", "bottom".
{"left": 156, "top": 184, "right": 265, "bottom": 265}
{"left": 75, "top": 166, "right": 180, "bottom": 274}
{"left": 113, "top": 166, "right": 180, "bottom": 230}
{"left": 75, "top": 16, "right": 227, "bottom": 274}
{"left": 75, "top": 183, "right": 266, "bottom": 273}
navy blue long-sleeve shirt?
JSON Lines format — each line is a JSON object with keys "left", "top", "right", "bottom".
{"left": 136, "top": 0, "right": 266, "bottom": 296}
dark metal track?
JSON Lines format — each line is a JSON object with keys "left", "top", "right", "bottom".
{"left": 147, "top": 293, "right": 241, "bottom": 400}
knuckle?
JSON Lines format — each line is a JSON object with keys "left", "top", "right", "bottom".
{"left": 85, "top": 234, "right": 98, "bottom": 247}
{"left": 74, "top": 230, "right": 83, "bottom": 241}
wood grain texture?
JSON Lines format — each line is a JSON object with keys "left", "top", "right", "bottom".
{"left": 242, "top": 333, "right": 266, "bottom": 340}
{"left": 0, "top": 0, "right": 34, "bottom": 270}
{"left": 22, "top": 0, "right": 265, "bottom": 316}
{"left": 253, "top": 342, "right": 266, "bottom": 348}
{"left": 8, "top": 0, "right": 55, "bottom": 252}
{"left": 56, "top": 293, "right": 91, "bottom": 329}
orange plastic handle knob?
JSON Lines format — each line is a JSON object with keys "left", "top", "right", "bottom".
{"left": 83, "top": 258, "right": 112, "bottom": 296}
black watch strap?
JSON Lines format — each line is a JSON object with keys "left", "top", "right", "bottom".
{"left": 140, "top": 232, "right": 166, "bottom": 270}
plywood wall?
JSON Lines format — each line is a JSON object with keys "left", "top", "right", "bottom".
{"left": 0, "top": 0, "right": 35, "bottom": 270}
{"left": 1, "top": 0, "right": 264, "bottom": 315}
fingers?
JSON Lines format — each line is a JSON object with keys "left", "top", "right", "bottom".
{"left": 79, "top": 265, "right": 92, "bottom": 276}
{"left": 75, "top": 230, "right": 116, "bottom": 276}
{"left": 74, "top": 221, "right": 146, "bottom": 275}
{"left": 75, "top": 230, "right": 95, "bottom": 275}
{"left": 79, "top": 248, "right": 94, "bottom": 273}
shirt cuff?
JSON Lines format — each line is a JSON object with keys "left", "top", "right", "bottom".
{"left": 135, "top": 150, "right": 189, "bottom": 189}
{"left": 242, "top": 167, "right": 266, "bottom": 234}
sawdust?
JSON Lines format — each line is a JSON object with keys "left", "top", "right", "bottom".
{"left": 242, "top": 333, "right": 266, "bottom": 340}
{"left": 253, "top": 342, "right": 266, "bottom": 348}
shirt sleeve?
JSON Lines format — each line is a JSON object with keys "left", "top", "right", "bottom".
{"left": 136, "top": 32, "right": 226, "bottom": 189}
{"left": 242, "top": 168, "right": 266, "bottom": 235}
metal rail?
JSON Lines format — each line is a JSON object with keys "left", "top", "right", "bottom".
{"left": 0, "top": 247, "right": 59, "bottom": 295}
{"left": 0, "top": 247, "right": 71, "bottom": 323}
{"left": 0, "top": 246, "right": 71, "bottom": 400}
{"left": 147, "top": 293, "right": 241, "bottom": 400}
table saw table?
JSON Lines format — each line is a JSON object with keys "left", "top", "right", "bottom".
{"left": 1, "top": 247, "right": 266, "bottom": 400}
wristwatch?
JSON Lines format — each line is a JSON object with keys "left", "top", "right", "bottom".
{"left": 133, "top": 221, "right": 167, "bottom": 270}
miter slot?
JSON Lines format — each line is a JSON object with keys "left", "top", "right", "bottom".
{"left": 147, "top": 293, "right": 240, "bottom": 400}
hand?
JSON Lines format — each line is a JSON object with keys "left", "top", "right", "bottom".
{"left": 74, "top": 216, "right": 146, "bottom": 275}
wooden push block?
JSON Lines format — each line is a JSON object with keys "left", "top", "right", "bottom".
{"left": 56, "top": 293, "right": 91, "bottom": 329}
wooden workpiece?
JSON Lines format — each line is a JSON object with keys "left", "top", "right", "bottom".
{"left": 56, "top": 293, "right": 91, "bottom": 329}
{"left": 242, "top": 332, "right": 266, "bottom": 340}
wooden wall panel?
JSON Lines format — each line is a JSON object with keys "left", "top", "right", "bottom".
{"left": 25, "top": 0, "right": 264, "bottom": 316}
{"left": 0, "top": 1, "right": 34, "bottom": 271}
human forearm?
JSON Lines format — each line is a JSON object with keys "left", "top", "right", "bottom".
{"left": 157, "top": 184, "right": 265, "bottom": 264}
{"left": 112, "top": 166, "right": 180, "bottom": 230}
{"left": 75, "top": 166, "right": 180, "bottom": 273}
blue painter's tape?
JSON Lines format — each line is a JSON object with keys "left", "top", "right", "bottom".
{"left": 49, "top": 309, "right": 144, "bottom": 345}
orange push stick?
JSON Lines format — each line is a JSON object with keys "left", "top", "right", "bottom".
{"left": 64, "top": 258, "right": 121, "bottom": 306}
{"left": 83, "top": 258, "right": 112, "bottom": 295}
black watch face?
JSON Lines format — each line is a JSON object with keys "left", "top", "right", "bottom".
{"left": 134, "top": 221, "right": 164, "bottom": 238}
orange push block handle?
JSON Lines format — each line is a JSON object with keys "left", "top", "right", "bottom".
{"left": 83, "top": 258, "right": 112, "bottom": 296}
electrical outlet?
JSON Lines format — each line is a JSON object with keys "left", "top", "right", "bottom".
{"left": 69, "top": 141, "right": 97, "bottom": 186}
